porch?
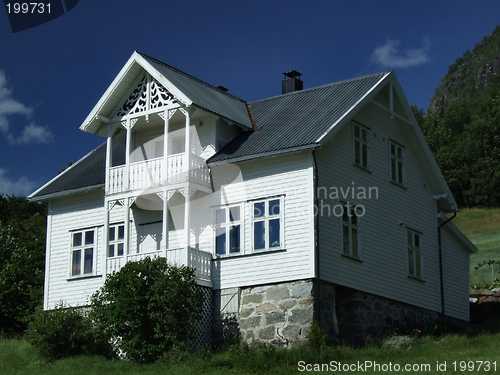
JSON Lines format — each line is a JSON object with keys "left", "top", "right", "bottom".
{"left": 106, "top": 153, "right": 211, "bottom": 195}
{"left": 106, "top": 246, "right": 212, "bottom": 286}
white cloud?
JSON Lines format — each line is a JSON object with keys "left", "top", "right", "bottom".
{"left": 0, "top": 168, "right": 37, "bottom": 197}
{"left": 16, "top": 123, "right": 54, "bottom": 144}
{"left": 371, "top": 38, "right": 430, "bottom": 69}
{"left": 0, "top": 69, "right": 53, "bottom": 144}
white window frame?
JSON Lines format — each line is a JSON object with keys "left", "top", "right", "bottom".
{"left": 251, "top": 196, "right": 284, "bottom": 251}
{"left": 70, "top": 228, "right": 97, "bottom": 277}
{"left": 341, "top": 202, "right": 361, "bottom": 259}
{"left": 214, "top": 203, "right": 243, "bottom": 256}
{"left": 390, "top": 141, "right": 405, "bottom": 185}
{"left": 108, "top": 223, "right": 125, "bottom": 258}
{"left": 407, "top": 229, "right": 423, "bottom": 279}
{"left": 353, "top": 123, "right": 370, "bottom": 170}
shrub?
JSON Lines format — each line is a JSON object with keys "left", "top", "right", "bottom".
{"left": 25, "top": 303, "right": 112, "bottom": 360}
{"left": 89, "top": 257, "right": 204, "bottom": 363}
{"left": 307, "top": 320, "right": 326, "bottom": 350}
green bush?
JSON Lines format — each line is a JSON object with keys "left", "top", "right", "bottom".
{"left": 307, "top": 320, "right": 326, "bottom": 350}
{"left": 25, "top": 303, "right": 112, "bottom": 360}
{"left": 90, "top": 257, "right": 204, "bottom": 363}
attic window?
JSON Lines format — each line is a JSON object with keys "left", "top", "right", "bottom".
{"left": 353, "top": 123, "right": 370, "bottom": 170}
{"left": 390, "top": 141, "right": 405, "bottom": 186}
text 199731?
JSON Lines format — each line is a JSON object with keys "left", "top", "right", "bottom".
{"left": 5, "top": 2, "right": 51, "bottom": 13}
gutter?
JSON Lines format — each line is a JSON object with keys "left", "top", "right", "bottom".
{"left": 437, "top": 211, "right": 457, "bottom": 316}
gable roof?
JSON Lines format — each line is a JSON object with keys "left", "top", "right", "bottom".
{"left": 208, "top": 71, "right": 391, "bottom": 164}
{"left": 80, "top": 51, "right": 253, "bottom": 137}
{"left": 29, "top": 141, "right": 125, "bottom": 201}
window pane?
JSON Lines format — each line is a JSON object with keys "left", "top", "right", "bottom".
{"left": 84, "top": 248, "right": 93, "bottom": 274}
{"left": 343, "top": 225, "right": 350, "bottom": 254}
{"left": 415, "top": 250, "right": 422, "bottom": 278}
{"left": 117, "top": 243, "right": 124, "bottom": 256}
{"left": 73, "top": 232, "right": 82, "bottom": 247}
{"left": 354, "top": 126, "right": 360, "bottom": 138}
{"left": 109, "top": 227, "right": 115, "bottom": 241}
{"left": 361, "top": 129, "right": 367, "bottom": 142}
{"left": 354, "top": 140, "right": 360, "bottom": 164}
{"left": 216, "top": 208, "right": 226, "bottom": 224}
{"left": 414, "top": 234, "right": 420, "bottom": 248}
{"left": 408, "top": 249, "right": 414, "bottom": 275}
{"left": 108, "top": 244, "right": 115, "bottom": 258}
{"left": 362, "top": 144, "right": 368, "bottom": 167}
{"left": 391, "top": 144, "right": 395, "bottom": 156}
{"left": 391, "top": 158, "right": 396, "bottom": 180}
{"left": 85, "top": 231, "right": 94, "bottom": 245}
{"left": 407, "top": 232, "right": 413, "bottom": 247}
{"left": 398, "top": 162, "right": 403, "bottom": 184}
{"left": 269, "top": 199, "right": 280, "bottom": 216}
{"left": 229, "top": 206, "right": 240, "bottom": 222}
{"left": 269, "top": 219, "right": 280, "bottom": 248}
{"left": 118, "top": 225, "right": 124, "bottom": 240}
{"left": 216, "top": 227, "right": 226, "bottom": 255}
{"left": 254, "top": 202, "right": 265, "bottom": 218}
{"left": 351, "top": 208, "right": 357, "bottom": 226}
{"left": 72, "top": 250, "right": 81, "bottom": 275}
{"left": 342, "top": 206, "right": 349, "bottom": 223}
{"left": 229, "top": 225, "right": 240, "bottom": 253}
{"left": 352, "top": 228, "right": 359, "bottom": 258}
{"left": 254, "top": 221, "right": 265, "bottom": 250}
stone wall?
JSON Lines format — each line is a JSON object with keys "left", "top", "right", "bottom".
{"left": 320, "top": 282, "right": 441, "bottom": 345}
{"left": 236, "top": 279, "right": 315, "bottom": 346}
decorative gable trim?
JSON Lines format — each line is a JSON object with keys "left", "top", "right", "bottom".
{"left": 115, "top": 73, "right": 179, "bottom": 118}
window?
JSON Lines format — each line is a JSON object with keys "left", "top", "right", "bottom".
{"left": 215, "top": 204, "right": 242, "bottom": 256}
{"left": 407, "top": 229, "right": 423, "bottom": 279}
{"left": 108, "top": 224, "right": 125, "bottom": 257}
{"left": 71, "top": 229, "right": 95, "bottom": 276}
{"left": 341, "top": 203, "right": 360, "bottom": 258}
{"left": 353, "top": 123, "right": 369, "bottom": 169}
{"left": 390, "top": 141, "right": 405, "bottom": 185}
{"left": 252, "top": 197, "right": 283, "bottom": 251}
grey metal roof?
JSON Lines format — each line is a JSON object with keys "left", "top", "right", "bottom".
{"left": 139, "top": 53, "right": 253, "bottom": 129}
{"left": 208, "top": 71, "right": 390, "bottom": 164}
{"left": 29, "top": 142, "right": 125, "bottom": 200}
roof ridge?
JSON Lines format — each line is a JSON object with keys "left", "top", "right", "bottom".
{"left": 137, "top": 51, "right": 248, "bottom": 104}
{"left": 249, "top": 70, "right": 392, "bottom": 105}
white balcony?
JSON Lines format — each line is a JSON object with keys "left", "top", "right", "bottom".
{"left": 106, "top": 153, "right": 210, "bottom": 195}
{"left": 106, "top": 246, "right": 212, "bottom": 285}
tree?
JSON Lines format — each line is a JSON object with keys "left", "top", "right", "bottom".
{"left": 0, "top": 194, "right": 46, "bottom": 334}
{"left": 90, "top": 257, "right": 205, "bottom": 363}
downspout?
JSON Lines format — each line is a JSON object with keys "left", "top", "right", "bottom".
{"left": 437, "top": 211, "right": 457, "bottom": 316}
{"left": 312, "top": 149, "right": 320, "bottom": 323}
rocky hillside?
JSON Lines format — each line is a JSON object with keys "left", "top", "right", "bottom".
{"left": 429, "top": 25, "right": 500, "bottom": 114}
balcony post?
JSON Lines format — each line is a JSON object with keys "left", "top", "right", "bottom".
{"left": 124, "top": 197, "right": 130, "bottom": 258}
{"left": 105, "top": 124, "right": 113, "bottom": 194}
{"left": 161, "top": 189, "right": 169, "bottom": 257}
{"left": 103, "top": 199, "right": 109, "bottom": 275}
{"left": 125, "top": 118, "right": 131, "bottom": 191}
{"left": 184, "top": 108, "right": 191, "bottom": 181}
{"left": 163, "top": 109, "right": 170, "bottom": 184}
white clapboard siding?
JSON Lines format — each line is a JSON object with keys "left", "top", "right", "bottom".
{"left": 208, "top": 151, "right": 315, "bottom": 290}
{"left": 45, "top": 190, "right": 105, "bottom": 309}
{"left": 441, "top": 224, "right": 471, "bottom": 321}
{"left": 317, "top": 102, "right": 442, "bottom": 313}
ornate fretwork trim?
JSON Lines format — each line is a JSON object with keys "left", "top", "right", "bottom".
{"left": 116, "top": 74, "right": 178, "bottom": 117}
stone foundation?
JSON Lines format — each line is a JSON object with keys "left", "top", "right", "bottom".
{"left": 320, "top": 282, "right": 441, "bottom": 345}
{"left": 214, "top": 279, "right": 455, "bottom": 348}
{"left": 214, "top": 279, "right": 315, "bottom": 347}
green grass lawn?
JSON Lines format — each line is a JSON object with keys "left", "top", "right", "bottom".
{"left": 2, "top": 330, "right": 500, "bottom": 375}
{"left": 453, "top": 208, "right": 500, "bottom": 287}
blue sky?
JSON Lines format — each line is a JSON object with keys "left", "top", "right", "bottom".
{"left": 0, "top": 0, "right": 498, "bottom": 197}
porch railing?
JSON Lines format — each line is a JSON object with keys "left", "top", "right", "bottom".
{"left": 106, "top": 153, "right": 210, "bottom": 195}
{"left": 105, "top": 247, "right": 212, "bottom": 283}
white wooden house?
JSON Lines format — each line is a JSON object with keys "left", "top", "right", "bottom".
{"left": 29, "top": 52, "right": 476, "bottom": 345}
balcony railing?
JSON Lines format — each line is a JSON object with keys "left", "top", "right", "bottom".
{"left": 106, "top": 153, "right": 210, "bottom": 195}
{"left": 106, "top": 246, "right": 212, "bottom": 283}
